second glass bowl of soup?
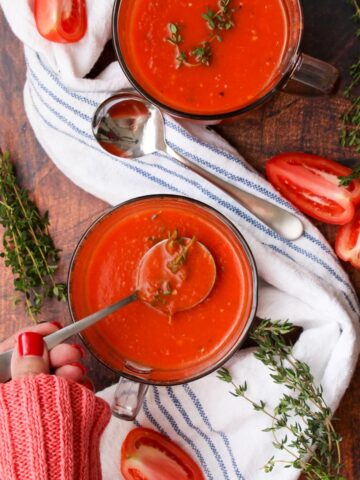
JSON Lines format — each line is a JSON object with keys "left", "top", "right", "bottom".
{"left": 113, "top": 0, "right": 339, "bottom": 121}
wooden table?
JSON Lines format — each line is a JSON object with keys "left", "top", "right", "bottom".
{"left": 0, "top": 1, "right": 359, "bottom": 478}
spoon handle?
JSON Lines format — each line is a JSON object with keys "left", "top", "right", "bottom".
{"left": 45, "top": 292, "right": 138, "bottom": 349}
{"left": 166, "top": 146, "right": 303, "bottom": 241}
{"left": 0, "top": 292, "right": 137, "bottom": 383}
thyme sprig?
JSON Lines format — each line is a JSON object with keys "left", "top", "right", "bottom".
{"left": 218, "top": 319, "right": 344, "bottom": 479}
{"left": 340, "top": 0, "right": 360, "bottom": 153}
{"left": 150, "top": 281, "right": 173, "bottom": 307}
{"left": 0, "top": 150, "right": 67, "bottom": 321}
{"left": 191, "top": 42, "right": 213, "bottom": 66}
{"left": 167, "top": 24, "right": 213, "bottom": 68}
{"left": 202, "top": 0, "right": 236, "bottom": 32}
{"left": 167, "top": 24, "right": 188, "bottom": 68}
{"left": 167, "top": 230, "right": 196, "bottom": 274}
{"left": 167, "top": 0, "right": 238, "bottom": 68}
{"left": 338, "top": 163, "right": 360, "bottom": 185}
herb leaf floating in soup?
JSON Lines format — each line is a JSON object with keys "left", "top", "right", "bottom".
{"left": 167, "top": 0, "right": 238, "bottom": 68}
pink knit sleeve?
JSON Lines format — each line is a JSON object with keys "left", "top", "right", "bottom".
{"left": 0, "top": 374, "right": 111, "bottom": 480}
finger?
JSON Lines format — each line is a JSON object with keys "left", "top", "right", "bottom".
{"left": 0, "top": 321, "right": 62, "bottom": 354}
{"left": 49, "top": 343, "right": 85, "bottom": 369}
{"left": 11, "top": 332, "right": 49, "bottom": 380}
{"left": 54, "top": 362, "right": 86, "bottom": 382}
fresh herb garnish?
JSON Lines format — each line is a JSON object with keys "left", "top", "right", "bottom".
{"left": 162, "top": 281, "right": 173, "bottom": 296}
{"left": 167, "top": 230, "right": 196, "bottom": 274}
{"left": 0, "top": 149, "right": 67, "bottom": 321}
{"left": 218, "top": 319, "right": 344, "bottom": 479}
{"left": 338, "top": 163, "right": 360, "bottom": 186}
{"left": 340, "top": 0, "right": 360, "bottom": 153}
{"left": 167, "top": 22, "right": 183, "bottom": 46}
{"left": 149, "top": 281, "right": 173, "bottom": 321}
{"left": 202, "top": 0, "right": 236, "bottom": 32}
{"left": 167, "top": 0, "right": 239, "bottom": 68}
{"left": 167, "top": 24, "right": 189, "bottom": 68}
{"left": 191, "top": 42, "right": 212, "bottom": 66}
{"left": 167, "top": 228, "right": 181, "bottom": 251}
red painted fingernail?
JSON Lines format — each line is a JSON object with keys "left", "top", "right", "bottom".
{"left": 18, "top": 332, "right": 44, "bottom": 357}
{"left": 70, "top": 362, "right": 87, "bottom": 375}
{"left": 50, "top": 321, "right": 63, "bottom": 329}
{"left": 81, "top": 379, "right": 95, "bottom": 392}
{"left": 72, "top": 344, "right": 86, "bottom": 358}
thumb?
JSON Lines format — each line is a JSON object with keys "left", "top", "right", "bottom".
{"left": 11, "top": 332, "right": 49, "bottom": 380}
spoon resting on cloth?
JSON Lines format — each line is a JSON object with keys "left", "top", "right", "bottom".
{"left": 91, "top": 92, "right": 304, "bottom": 241}
{"left": 0, "top": 237, "right": 216, "bottom": 383}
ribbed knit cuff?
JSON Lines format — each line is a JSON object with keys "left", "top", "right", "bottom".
{"left": 0, "top": 374, "right": 111, "bottom": 480}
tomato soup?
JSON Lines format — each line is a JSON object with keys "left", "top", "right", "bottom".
{"left": 117, "top": 0, "right": 289, "bottom": 115}
{"left": 69, "top": 197, "right": 256, "bottom": 383}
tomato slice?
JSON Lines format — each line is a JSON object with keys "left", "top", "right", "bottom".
{"left": 335, "top": 208, "right": 360, "bottom": 268}
{"left": 34, "top": 0, "right": 87, "bottom": 43}
{"left": 265, "top": 153, "right": 360, "bottom": 225}
{"left": 121, "top": 428, "right": 205, "bottom": 480}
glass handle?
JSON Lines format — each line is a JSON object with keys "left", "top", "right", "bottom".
{"left": 111, "top": 376, "right": 149, "bottom": 420}
{"left": 284, "top": 53, "right": 340, "bottom": 95}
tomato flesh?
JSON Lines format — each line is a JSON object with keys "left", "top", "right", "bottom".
{"left": 121, "top": 428, "right": 205, "bottom": 480}
{"left": 265, "top": 153, "right": 360, "bottom": 225}
{"left": 34, "top": 0, "right": 87, "bottom": 43}
{"left": 336, "top": 208, "right": 360, "bottom": 268}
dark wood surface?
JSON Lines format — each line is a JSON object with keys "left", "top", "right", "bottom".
{"left": 0, "top": 1, "right": 359, "bottom": 478}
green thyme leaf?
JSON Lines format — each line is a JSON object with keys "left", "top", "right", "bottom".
{"left": 0, "top": 149, "right": 67, "bottom": 321}
{"left": 338, "top": 163, "right": 360, "bottom": 186}
{"left": 167, "top": 0, "right": 239, "bottom": 68}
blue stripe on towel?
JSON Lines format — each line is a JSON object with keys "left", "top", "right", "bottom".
{"left": 27, "top": 62, "right": 92, "bottom": 123}
{"left": 165, "top": 117, "right": 255, "bottom": 172}
{"left": 35, "top": 53, "right": 99, "bottom": 107}
{"left": 167, "top": 387, "right": 233, "bottom": 480}
{"left": 183, "top": 384, "right": 245, "bottom": 480}
{"left": 152, "top": 387, "right": 215, "bottom": 479}
{"left": 27, "top": 76, "right": 359, "bottom": 315}
{"left": 142, "top": 397, "right": 168, "bottom": 435}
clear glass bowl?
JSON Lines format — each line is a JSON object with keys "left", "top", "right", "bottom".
{"left": 68, "top": 195, "right": 258, "bottom": 386}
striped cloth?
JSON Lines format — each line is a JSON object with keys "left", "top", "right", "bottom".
{"left": 2, "top": 1, "right": 360, "bottom": 479}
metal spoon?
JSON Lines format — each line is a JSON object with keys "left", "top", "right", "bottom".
{"left": 91, "top": 92, "right": 304, "bottom": 241}
{"left": 0, "top": 238, "right": 215, "bottom": 383}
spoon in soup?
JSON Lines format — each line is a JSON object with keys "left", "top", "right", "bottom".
{"left": 91, "top": 92, "right": 304, "bottom": 241}
{"left": 0, "top": 236, "right": 216, "bottom": 383}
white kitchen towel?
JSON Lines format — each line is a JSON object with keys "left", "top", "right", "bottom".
{"left": 1, "top": 1, "right": 360, "bottom": 479}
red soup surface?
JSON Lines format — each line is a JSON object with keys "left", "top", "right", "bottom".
{"left": 117, "top": 0, "right": 289, "bottom": 115}
{"left": 70, "top": 197, "right": 255, "bottom": 382}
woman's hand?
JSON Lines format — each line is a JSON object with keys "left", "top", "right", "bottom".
{"left": 0, "top": 322, "right": 90, "bottom": 386}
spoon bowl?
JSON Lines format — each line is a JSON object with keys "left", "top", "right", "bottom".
{"left": 92, "top": 92, "right": 166, "bottom": 158}
{"left": 92, "top": 92, "right": 304, "bottom": 241}
{"left": 137, "top": 237, "right": 216, "bottom": 314}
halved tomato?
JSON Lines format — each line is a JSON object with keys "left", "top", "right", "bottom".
{"left": 265, "top": 153, "right": 360, "bottom": 225}
{"left": 34, "top": 0, "right": 87, "bottom": 43}
{"left": 121, "top": 428, "right": 205, "bottom": 480}
{"left": 335, "top": 208, "right": 360, "bottom": 268}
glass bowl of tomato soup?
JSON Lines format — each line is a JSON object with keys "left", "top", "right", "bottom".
{"left": 68, "top": 196, "right": 257, "bottom": 415}
{"left": 112, "top": 0, "right": 338, "bottom": 121}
